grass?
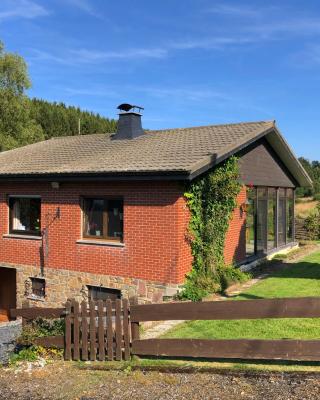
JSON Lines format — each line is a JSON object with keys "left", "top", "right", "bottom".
{"left": 163, "top": 250, "right": 320, "bottom": 341}
{"left": 295, "top": 198, "right": 318, "bottom": 218}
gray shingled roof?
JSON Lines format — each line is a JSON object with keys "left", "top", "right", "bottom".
{"left": 0, "top": 120, "right": 312, "bottom": 186}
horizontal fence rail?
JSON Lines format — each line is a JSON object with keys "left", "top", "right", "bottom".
{"left": 130, "top": 297, "right": 320, "bottom": 322}
{"left": 10, "top": 307, "right": 66, "bottom": 320}
{"left": 132, "top": 338, "right": 320, "bottom": 362}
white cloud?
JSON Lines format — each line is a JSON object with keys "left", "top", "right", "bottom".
{"left": 28, "top": 46, "right": 168, "bottom": 66}
{"left": 63, "top": 0, "right": 100, "bottom": 18}
{"left": 207, "top": 4, "right": 263, "bottom": 18}
{"left": 171, "top": 36, "right": 257, "bottom": 51}
{"left": 0, "top": 0, "right": 49, "bottom": 21}
{"left": 71, "top": 48, "right": 168, "bottom": 62}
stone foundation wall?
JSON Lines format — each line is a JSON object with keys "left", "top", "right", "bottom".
{"left": 0, "top": 320, "right": 22, "bottom": 364}
{"left": 1, "top": 263, "right": 180, "bottom": 308}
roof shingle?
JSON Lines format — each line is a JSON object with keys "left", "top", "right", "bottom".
{"left": 0, "top": 121, "right": 274, "bottom": 177}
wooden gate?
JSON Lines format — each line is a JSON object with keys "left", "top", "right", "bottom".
{"left": 11, "top": 298, "right": 133, "bottom": 361}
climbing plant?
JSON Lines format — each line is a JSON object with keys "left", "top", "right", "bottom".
{"left": 179, "top": 156, "right": 250, "bottom": 301}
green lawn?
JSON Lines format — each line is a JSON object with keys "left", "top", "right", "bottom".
{"left": 163, "top": 250, "right": 320, "bottom": 340}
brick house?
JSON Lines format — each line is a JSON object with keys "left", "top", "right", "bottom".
{"left": 0, "top": 105, "right": 311, "bottom": 315}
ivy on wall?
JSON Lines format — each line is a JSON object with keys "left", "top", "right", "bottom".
{"left": 179, "top": 156, "right": 249, "bottom": 301}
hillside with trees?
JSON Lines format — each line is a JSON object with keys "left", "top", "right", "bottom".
{"left": 30, "top": 99, "right": 117, "bottom": 139}
{"left": 0, "top": 41, "right": 116, "bottom": 151}
{"left": 297, "top": 157, "right": 320, "bottom": 199}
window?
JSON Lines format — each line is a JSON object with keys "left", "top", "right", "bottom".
{"left": 257, "top": 188, "right": 268, "bottom": 252}
{"left": 267, "top": 188, "right": 276, "bottom": 250}
{"left": 245, "top": 188, "right": 256, "bottom": 257}
{"left": 286, "top": 189, "right": 294, "bottom": 243}
{"left": 245, "top": 186, "right": 295, "bottom": 259}
{"left": 31, "top": 277, "right": 45, "bottom": 298}
{"left": 82, "top": 198, "right": 123, "bottom": 242}
{"left": 9, "top": 197, "right": 41, "bottom": 235}
{"left": 87, "top": 285, "right": 121, "bottom": 301}
{"left": 278, "top": 188, "right": 286, "bottom": 246}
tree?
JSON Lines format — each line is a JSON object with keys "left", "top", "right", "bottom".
{"left": 0, "top": 41, "right": 44, "bottom": 150}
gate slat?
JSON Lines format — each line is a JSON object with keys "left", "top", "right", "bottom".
{"left": 81, "top": 301, "right": 88, "bottom": 361}
{"left": 64, "top": 301, "right": 72, "bottom": 361}
{"left": 106, "top": 299, "right": 113, "bottom": 361}
{"left": 122, "top": 299, "right": 130, "bottom": 361}
{"left": 115, "top": 299, "right": 122, "bottom": 361}
{"left": 98, "top": 300, "right": 105, "bottom": 361}
{"left": 89, "top": 300, "right": 96, "bottom": 361}
{"left": 123, "top": 298, "right": 130, "bottom": 361}
{"left": 73, "top": 300, "right": 80, "bottom": 360}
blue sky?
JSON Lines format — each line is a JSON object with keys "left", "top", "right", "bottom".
{"left": 0, "top": 0, "right": 320, "bottom": 159}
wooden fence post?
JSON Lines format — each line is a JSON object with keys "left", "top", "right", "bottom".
{"left": 130, "top": 297, "right": 140, "bottom": 342}
{"left": 122, "top": 298, "right": 130, "bottom": 361}
{"left": 21, "top": 300, "right": 30, "bottom": 327}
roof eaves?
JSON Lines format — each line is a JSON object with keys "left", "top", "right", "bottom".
{"left": 266, "top": 125, "right": 313, "bottom": 187}
{"left": 188, "top": 123, "right": 275, "bottom": 181}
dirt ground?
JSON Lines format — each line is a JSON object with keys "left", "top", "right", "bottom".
{"left": 0, "top": 361, "right": 320, "bottom": 400}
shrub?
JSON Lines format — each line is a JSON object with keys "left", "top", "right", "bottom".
{"left": 304, "top": 202, "right": 320, "bottom": 240}
{"left": 17, "top": 317, "right": 64, "bottom": 346}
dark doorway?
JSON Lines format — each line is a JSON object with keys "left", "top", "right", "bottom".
{"left": 0, "top": 268, "right": 17, "bottom": 321}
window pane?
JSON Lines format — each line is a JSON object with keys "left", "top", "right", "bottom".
{"left": 31, "top": 278, "right": 45, "bottom": 298}
{"left": 84, "top": 199, "right": 104, "bottom": 237}
{"left": 10, "top": 197, "right": 41, "bottom": 234}
{"left": 268, "top": 188, "right": 276, "bottom": 250}
{"left": 278, "top": 189, "right": 286, "bottom": 246}
{"left": 88, "top": 285, "right": 121, "bottom": 301}
{"left": 246, "top": 188, "right": 255, "bottom": 257}
{"left": 287, "top": 189, "right": 294, "bottom": 243}
{"left": 257, "top": 188, "right": 268, "bottom": 252}
{"left": 107, "top": 200, "right": 123, "bottom": 240}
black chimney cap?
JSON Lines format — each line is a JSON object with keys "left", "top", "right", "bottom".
{"left": 117, "top": 103, "right": 144, "bottom": 113}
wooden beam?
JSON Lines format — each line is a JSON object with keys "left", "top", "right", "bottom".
{"left": 132, "top": 338, "right": 320, "bottom": 361}
{"left": 131, "top": 297, "right": 320, "bottom": 322}
{"left": 10, "top": 307, "right": 65, "bottom": 320}
{"left": 33, "top": 335, "right": 64, "bottom": 349}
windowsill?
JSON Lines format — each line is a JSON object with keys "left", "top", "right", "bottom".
{"left": 27, "top": 295, "right": 45, "bottom": 302}
{"left": 76, "top": 239, "right": 125, "bottom": 247}
{"left": 3, "top": 233, "right": 42, "bottom": 241}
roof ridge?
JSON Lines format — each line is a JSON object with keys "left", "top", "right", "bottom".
{"left": 149, "top": 120, "right": 274, "bottom": 134}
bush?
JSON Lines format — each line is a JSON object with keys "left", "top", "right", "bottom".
{"left": 313, "top": 193, "right": 320, "bottom": 201}
{"left": 304, "top": 202, "right": 320, "bottom": 240}
{"left": 17, "top": 318, "right": 64, "bottom": 346}
{"left": 178, "top": 266, "right": 251, "bottom": 301}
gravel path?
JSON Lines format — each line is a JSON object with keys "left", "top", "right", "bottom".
{"left": 0, "top": 362, "right": 319, "bottom": 400}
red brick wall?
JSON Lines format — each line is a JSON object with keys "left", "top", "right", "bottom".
{"left": 0, "top": 181, "right": 192, "bottom": 285}
{"left": 224, "top": 186, "right": 247, "bottom": 265}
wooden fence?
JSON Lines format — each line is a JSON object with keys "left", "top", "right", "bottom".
{"left": 11, "top": 296, "right": 320, "bottom": 362}
{"left": 130, "top": 297, "right": 320, "bottom": 362}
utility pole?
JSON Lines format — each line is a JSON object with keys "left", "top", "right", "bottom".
{"left": 78, "top": 118, "right": 81, "bottom": 135}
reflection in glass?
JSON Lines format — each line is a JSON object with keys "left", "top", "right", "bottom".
{"left": 257, "top": 188, "right": 268, "bottom": 252}
{"left": 268, "top": 188, "right": 276, "bottom": 250}
{"left": 246, "top": 188, "right": 255, "bottom": 256}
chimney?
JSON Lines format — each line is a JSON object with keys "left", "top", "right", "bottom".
{"left": 113, "top": 103, "right": 145, "bottom": 140}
